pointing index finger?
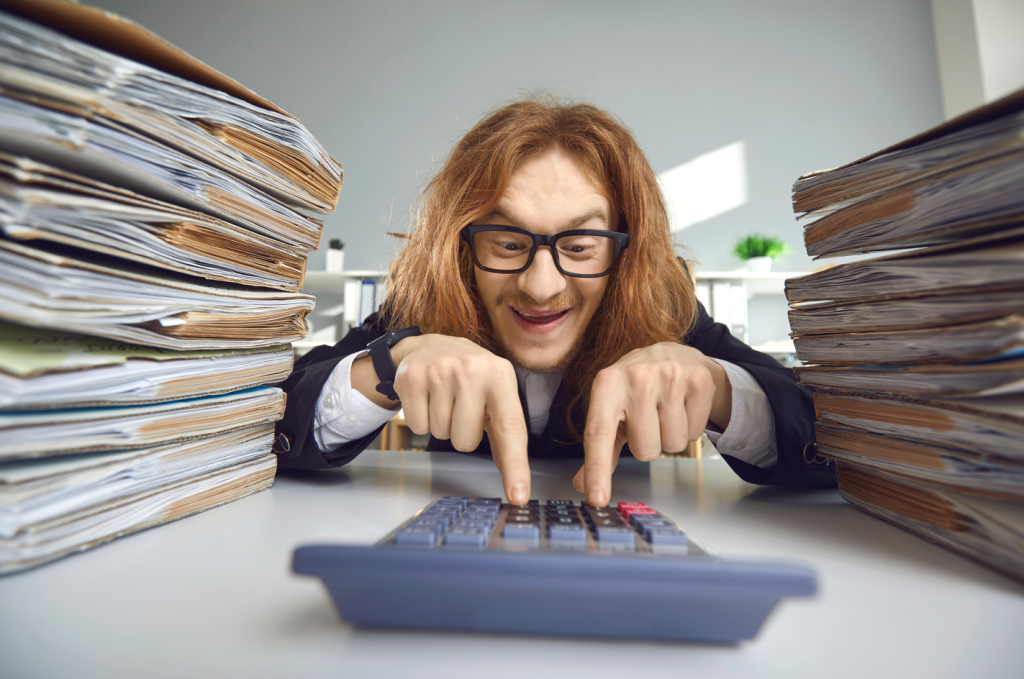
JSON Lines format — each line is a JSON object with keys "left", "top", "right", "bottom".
{"left": 582, "top": 377, "right": 627, "bottom": 508}
{"left": 484, "top": 374, "right": 531, "bottom": 506}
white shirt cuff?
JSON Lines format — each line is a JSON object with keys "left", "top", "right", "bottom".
{"left": 704, "top": 359, "right": 777, "bottom": 469}
{"left": 313, "top": 350, "right": 398, "bottom": 452}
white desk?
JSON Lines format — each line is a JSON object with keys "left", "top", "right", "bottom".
{"left": 1, "top": 452, "right": 1021, "bottom": 679}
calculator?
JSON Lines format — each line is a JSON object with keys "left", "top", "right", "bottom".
{"left": 292, "top": 497, "right": 816, "bottom": 643}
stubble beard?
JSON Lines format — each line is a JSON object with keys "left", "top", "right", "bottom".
{"left": 485, "top": 288, "right": 588, "bottom": 373}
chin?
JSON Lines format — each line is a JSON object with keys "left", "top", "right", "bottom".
{"left": 501, "top": 337, "right": 580, "bottom": 372}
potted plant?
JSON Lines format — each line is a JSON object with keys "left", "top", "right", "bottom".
{"left": 732, "top": 233, "right": 790, "bottom": 272}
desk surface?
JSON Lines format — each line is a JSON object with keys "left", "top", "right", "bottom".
{"left": 1, "top": 452, "right": 1022, "bottom": 679}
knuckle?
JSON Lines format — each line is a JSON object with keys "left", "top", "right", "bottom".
{"left": 584, "top": 459, "right": 613, "bottom": 476}
{"left": 428, "top": 415, "right": 451, "bottom": 439}
{"left": 495, "top": 413, "right": 526, "bottom": 436}
{"left": 450, "top": 433, "right": 483, "bottom": 452}
{"left": 693, "top": 366, "right": 714, "bottom": 390}
{"left": 407, "top": 419, "right": 429, "bottom": 436}
{"left": 494, "top": 357, "right": 516, "bottom": 380}
{"left": 635, "top": 448, "right": 661, "bottom": 462}
{"left": 663, "top": 440, "right": 686, "bottom": 454}
{"left": 397, "top": 367, "right": 424, "bottom": 392}
{"left": 584, "top": 419, "right": 615, "bottom": 439}
{"left": 591, "top": 369, "right": 618, "bottom": 393}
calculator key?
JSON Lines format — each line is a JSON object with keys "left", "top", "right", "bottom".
{"left": 408, "top": 519, "right": 446, "bottom": 535}
{"left": 590, "top": 518, "right": 627, "bottom": 529}
{"left": 442, "top": 496, "right": 470, "bottom": 506}
{"left": 419, "top": 512, "right": 452, "bottom": 529}
{"left": 586, "top": 510, "right": 619, "bottom": 521}
{"left": 617, "top": 502, "right": 648, "bottom": 511}
{"left": 506, "top": 515, "right": 538, "bottom": 524}
{"left": 455, "top": 519, "right": 494, "bottom": 531}
{"left": 631, "top": 513, "right": 666, "bottom": 526}
{"left": 395, "top": 527, "right": 437, "bottom": 545}
{"left": 445, "top": 528, "right": 488, "bottom": 547}
{"left": 432, "top": 503, "right": 464, "bottom": 515}
{"left": 595, "top": 525, "right": 635, "bottom": 543}
{"left": 549, "top": 523, "right": 587, "bottom": 541}
{"left": 526, "top": 499, "right": 540, "bottom": 505}
{"left": 502, "top": 522, "right": 540, "bottom": 540}
{"left": 549, "top": 517, "right": 582, "bottom": 526}
{"left": 547, "top": 500, "right": 574, "bottom": 506}
{"left": 621, "top": 507, "right": 657, "bottom": 520}
{"left": 647, "top": 528, "right": 689, "bottom": 545}
{"left": 472, "top": 498, "right": 501, "bottom": 505}
{"left": 464, "top": 511, "right": 498, "bottom": 522}
{"left": 634, "top": 520, "right": 675, "bottom": 536}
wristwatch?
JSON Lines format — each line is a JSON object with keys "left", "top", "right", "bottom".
{"left": 366, "top": 326, "right": 421, "bottom": 401}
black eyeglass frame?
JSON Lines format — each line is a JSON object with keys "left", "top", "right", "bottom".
{"left": 460, "top": 224, "right": 631, "bottom": 278}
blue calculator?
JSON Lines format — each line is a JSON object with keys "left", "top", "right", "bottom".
{"left": 293, "top": 497, "right": 816, "bottom": 643}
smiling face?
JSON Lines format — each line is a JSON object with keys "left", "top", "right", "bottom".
{"left": 471, "top": 149, "right": 614, "bottom": 371}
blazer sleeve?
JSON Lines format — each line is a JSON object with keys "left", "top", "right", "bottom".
{"left": 685, "top": 302, "right": 835, "bottom": 487}
{"left": 273, "top": 313, "right": 389, "bottom": 470}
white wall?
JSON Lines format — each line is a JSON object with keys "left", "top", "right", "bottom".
{"left": 96, "top": 0, "right": 944, "bottom": 276}
{"left": 932, "top": 0, "right": 1024, "bottom": 119}
{"left": 975, "top": 0, "right": 1024, "bottom": 102}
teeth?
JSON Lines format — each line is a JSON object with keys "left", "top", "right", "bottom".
{"left": 515, "top": 308, "right": 566, "bottom": 319}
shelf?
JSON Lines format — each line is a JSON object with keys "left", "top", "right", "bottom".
{"left": 694, "top": 271, "right": 813, "bottom": 296}
{"left": 694, "top": 271, "right": 811, "bottom": 279}
{"left": 302, "top": 270, "right": 386, "bottom": 293}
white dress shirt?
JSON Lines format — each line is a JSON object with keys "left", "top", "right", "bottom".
{"left": 313, "top": 352, "right": 777, "bottom": 469}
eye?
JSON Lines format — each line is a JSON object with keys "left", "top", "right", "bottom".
{"left": 497, "top": 240, "right": 526, "bottom": 252}
{"left": 557, "top": 238, "right": 599, "bottom": 258}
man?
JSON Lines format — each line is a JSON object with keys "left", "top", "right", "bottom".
{"left": 274, "top": 98, "right": 834, "bottom": 507}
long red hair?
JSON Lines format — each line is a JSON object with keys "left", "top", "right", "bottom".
{"left": 385, "top": 96, "right": 697, "bottom": 439}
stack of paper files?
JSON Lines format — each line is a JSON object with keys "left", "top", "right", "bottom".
{"left": 0, "top": 1, "right": 343, "bottom": 573}
{"left": 786, "top": 87, "right": 1024, "bottom": 583}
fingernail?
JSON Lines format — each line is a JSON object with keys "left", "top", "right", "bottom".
{"left": 588, "top": 486, "right": 606, "bottom": 508}
{"left": 511, "top": 482, "right": 527, "bottom": 506}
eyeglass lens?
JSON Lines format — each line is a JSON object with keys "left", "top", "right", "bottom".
{"left": 472, "top": 231, "right": 617, "bottom": 275}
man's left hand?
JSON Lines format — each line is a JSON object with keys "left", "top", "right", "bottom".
{"left": 572, "top": 342, "right": 732, "bottom": 507}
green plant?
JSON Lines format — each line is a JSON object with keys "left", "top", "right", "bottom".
{"left": 732, "top": 233, "right": 790, "bottom": 260}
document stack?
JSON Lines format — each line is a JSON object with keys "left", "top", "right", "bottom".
{"left": 0, "top": 1, "right": 341, "bottom": 573}
{"left": 786, "top": 87, "right": 1024, "bottom": 583}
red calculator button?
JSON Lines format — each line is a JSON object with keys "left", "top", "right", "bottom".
{"left": 617, "top": 502, "right": 648, "bottom": 511}
{"left": 622, "top": 507, "right": 657, "bottom": 519}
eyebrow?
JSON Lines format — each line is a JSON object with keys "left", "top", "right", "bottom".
{"left": 479, "top": 205, "right": 609, "bottom": 231}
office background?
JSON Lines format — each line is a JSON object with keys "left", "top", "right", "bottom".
{"left": 96, "top": 0, "right": 1021, "bottom": 344}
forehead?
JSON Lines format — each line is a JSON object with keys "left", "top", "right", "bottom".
{"left": 484, "top": 149, "right": 613, "bottom": 231}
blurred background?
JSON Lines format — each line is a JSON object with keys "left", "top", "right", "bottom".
{"left": 95, "top": 0, "right": 1023, "bottom": 347}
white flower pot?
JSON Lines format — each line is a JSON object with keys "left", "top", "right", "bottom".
{"left": 743, "top": 256, "right": 772, "bottom": 273}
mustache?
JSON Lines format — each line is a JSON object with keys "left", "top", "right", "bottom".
{"left": 495, "top": 289, "right": 582, "bottom": 311}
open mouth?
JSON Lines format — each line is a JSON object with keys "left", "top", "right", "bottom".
{"left": 510, "top": 306, "right": 571, "bottom": 324}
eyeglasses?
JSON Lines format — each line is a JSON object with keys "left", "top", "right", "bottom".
{"left": 461, "top": 225, "right": 630, "bottom": 278}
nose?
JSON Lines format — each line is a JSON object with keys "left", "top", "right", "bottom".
{"left": 517, "top": 246, "right": 566, "bottom": 302}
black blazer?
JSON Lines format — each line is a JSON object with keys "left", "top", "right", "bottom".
{"left": 273, "top": 304, "right": 835, "bottom": 487}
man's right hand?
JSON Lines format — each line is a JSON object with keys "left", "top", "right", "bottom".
{"left": 350, "top": 334, "right": 531, "bottom": 505}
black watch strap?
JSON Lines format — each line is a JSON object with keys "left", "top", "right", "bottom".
{"left": 366, "top": 326, "right": 422, "bottom": 401}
